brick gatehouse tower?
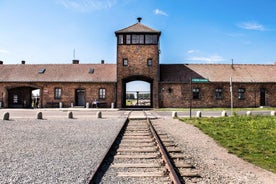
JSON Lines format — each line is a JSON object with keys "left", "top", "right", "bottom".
{"left": 115, "top": 18, "right": 161, "bottom": 108}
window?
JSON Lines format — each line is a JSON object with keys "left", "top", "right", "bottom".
{"left": 215, "top": 88, "right": 223, "bottom": 99}
{"left": 99, "top": 88, "right": 106, "bottom": 99}
{"left": 126, "top": 35, "right": 131, "bottom": 44}
{"left": 38, "top": 68, "right": 46, "bottom": 74}
{"left": 238, "top": 88, "right": 245, "bottom": 100}
{"left": 145, "top": 34, "right": 158, "bottom": 44}
{"left": 13, "top": 94, "right": 18, "bottom": 103}
{"left": 123, "top": 58, "right": 128, "bottom": 66}
{"left": 118, "top": 35, "right": 124, "bottom": 44}
{"left": 132, "top": 35, "right": 139, "bottom": 44}
{"left": 192, "top": 88, "right": 200, "bottom": 99}
{"left": 147, "top": 58, "right": 152, "bottom": 66}
{"left": 88, "top": 68, "right": 94, "bottom": 74}
{"left": 139, "top": 35, "right": 144, "bottom": 44}
{"left": 54, "top": 88, "right": 62, "bottom": 99}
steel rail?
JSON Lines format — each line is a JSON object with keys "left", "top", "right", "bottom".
{"left": 145, "top": 111, "right": 182, "bottom": 184}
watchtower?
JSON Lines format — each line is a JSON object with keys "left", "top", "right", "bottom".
{"left": 115, "top": 18, "right": 161, "bottom": 108}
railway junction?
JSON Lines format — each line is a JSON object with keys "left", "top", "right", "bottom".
{"left": 0, "top": 109, "right": 276, "bottom": 183}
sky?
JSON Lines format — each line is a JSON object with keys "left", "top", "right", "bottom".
{"left": 1, "top": 0, "right": 276, "bottom": 65}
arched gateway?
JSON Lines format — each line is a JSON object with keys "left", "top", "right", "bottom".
{"left": 115, "top": 18, "right": 161, "bottom": 108}
{"left": 123, "top": 76, "right": 152, "bottom": 108}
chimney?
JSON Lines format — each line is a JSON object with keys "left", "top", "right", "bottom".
{"left": 21, "top": 60, "right": 25, "bottom": 64}
{"left": 72, "top": 59, "right": 79, "bottom": 64}
{"left": 101, "top": 60, "right": 104, "bottom": 64}
{"left": 0, "top": 61, "right": 3, "bottom": 65}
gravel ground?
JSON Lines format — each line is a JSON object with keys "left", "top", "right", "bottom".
{"left": 0, "top": 118, "right": 126, "bottom": 184}
{"left": 152, "top": 118, "right": 276, "bottom": 184}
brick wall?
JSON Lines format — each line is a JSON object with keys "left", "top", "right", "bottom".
{"left": 116, "top": 44, "right": 159, "bottom": 108}
{"left": 0, "top": 82, "right": 116, "bottom": 108}
{"left": 159, "top": 82, "right": 276, "bottom": 108}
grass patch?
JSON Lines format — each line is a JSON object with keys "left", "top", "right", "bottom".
{"left": 156, "top": 107, "right": 276, "bottom": 111}
{"left": 180, "top": 116, "right": 276, "bottom": 173}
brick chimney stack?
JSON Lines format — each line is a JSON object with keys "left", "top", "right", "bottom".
{"left": 72, "top": 59, "right": 79, "bottom": 64}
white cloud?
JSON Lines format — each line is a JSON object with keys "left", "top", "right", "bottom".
{"left": 187, "top": 50, "right": 197, "bottom": 54}
{"left": 57, "top": 0, "right": 117, "bottom": 12}
{"left": 238, "top": 21, "right": 265, "bottom": 31}
{"left": 154, "top": 9, "right": 168, "bottom": 16}
{"left": 188, "top": 55, "right": 225, "bottom": 63}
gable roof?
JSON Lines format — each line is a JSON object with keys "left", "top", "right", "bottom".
{"left": 115, "top": 22, "right": 161, "bottom": 35}
{"left": 160, "top": 64, "right": 276, "bottom": 83}
{"left": 0, "top": 64, "right": 116, "bottom": 83}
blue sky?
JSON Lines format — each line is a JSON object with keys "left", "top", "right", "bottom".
{"left": 1, "top": 0, "right": 276, "bottom": 65}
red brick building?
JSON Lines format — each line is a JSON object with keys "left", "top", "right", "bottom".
{"left": 1, "top": 19, "right": 276, "bottom": 108}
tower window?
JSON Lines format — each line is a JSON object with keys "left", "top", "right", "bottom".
{"left": 145, "top": 34, "right": 158, "bottom": 44}
{"left": 126, "top": 35, "right": 131, "bottom": 44}
{"left": 118, "top": 35, "right": 124, "bottom": 44}
{"left": 131, "top": 34, "right": 144, "bottom": 44}
{"left": 132, "top": 35, "right": 139, "bottom": 44}
{"left": 139, "top": 35, "right": 144, "bottom": 44}
{"left": 147, "top": 58, "right": 152, "bottom": 66}
{"left": 123, "top": 58, "right": 128, "bottom": 66}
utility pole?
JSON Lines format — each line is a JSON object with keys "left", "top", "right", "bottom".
{"left": 189, "top": 77, "right": 192, "bottom": 119}
{"left": 230, "top": 77, "right": 233, "bottom": 116}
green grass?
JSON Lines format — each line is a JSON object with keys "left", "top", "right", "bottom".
{"left": 180, "top": 116, "right": 276, "bottom": 173}
{"left": 156, "top": 107, "right": 276, "bottom": 111}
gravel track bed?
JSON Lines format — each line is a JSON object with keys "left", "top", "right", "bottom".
{"left": 0, "top": 118, "right": 126, "bottom": 183}
{"left": 152, "top": 118, "right": 276, "bottom": 184}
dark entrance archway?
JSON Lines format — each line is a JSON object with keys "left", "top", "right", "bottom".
{"left": 8, "top": 86, "right": 40, "bottom": 108}
{"left": 122, "top": 76, "right": 153, "bottom": 108}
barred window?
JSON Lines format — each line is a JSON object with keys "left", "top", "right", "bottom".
{"left": 54, "top": 88, "right": 62, "bottom": 99}
{"left": 215, "top": 88, "right": 223, "bottom": 99}
{"left": 99, "top": 88, "right": 106, "bottom": 99}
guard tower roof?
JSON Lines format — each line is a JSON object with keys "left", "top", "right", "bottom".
{"left": 115, "top": 17, "right": 161, "bottom": 35}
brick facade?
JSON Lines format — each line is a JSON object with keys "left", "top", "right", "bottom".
{"left": 116, "top": 45, "right": 159, "bottom": 108}
{"left": 160, "top": 82, "right": 276, "bottom": 108}
{"left": 0, "top": 82, "right": 116, "bottom": 108}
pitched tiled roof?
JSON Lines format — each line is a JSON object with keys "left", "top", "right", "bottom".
{"left": 160, "top": 64, "right": 276, "bottom": 83}
{"left": 115, "top": 22, "right": 161, "bottom": 34}
{"left": 0, "top": 64, "right": 116, "bottom": 82}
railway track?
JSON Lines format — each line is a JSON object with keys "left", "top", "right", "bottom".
{"left": 90, "top": 111, "right": 200, "bottom": 183}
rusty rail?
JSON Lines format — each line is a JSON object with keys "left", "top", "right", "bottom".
{"left": 145, "top": 112, "right": 182, "bottom": 184}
